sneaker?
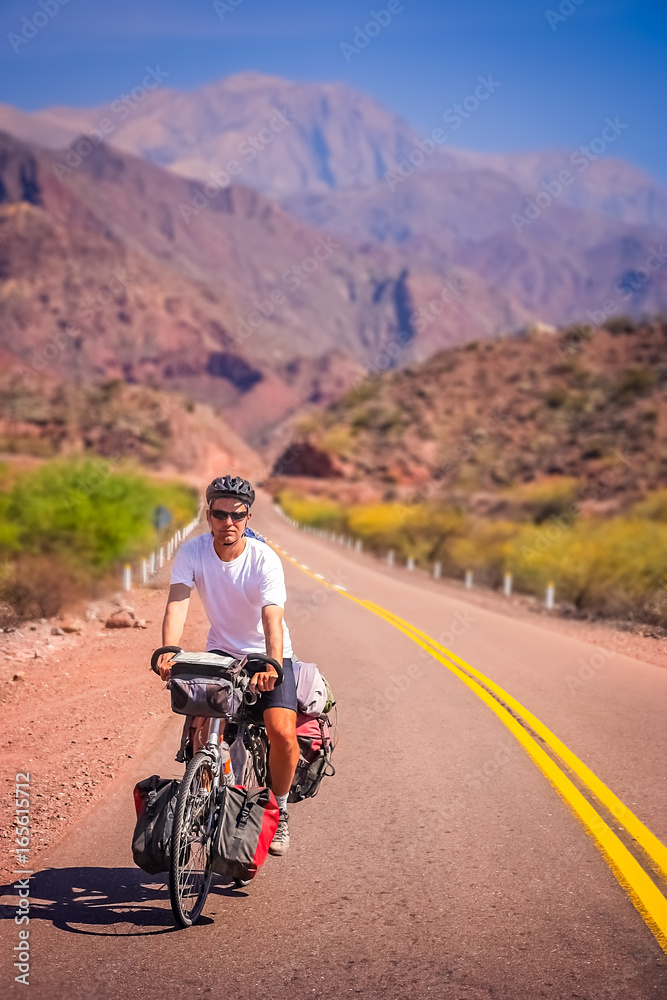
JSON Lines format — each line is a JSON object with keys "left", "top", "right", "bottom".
{"left": 269, "top": 809, "right": 290, "bottom": 856}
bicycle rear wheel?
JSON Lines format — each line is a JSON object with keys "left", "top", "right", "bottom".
{"left": 169, "top": 750, "right": 216, "bottom": 928}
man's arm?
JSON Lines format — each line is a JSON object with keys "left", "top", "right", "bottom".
{"left": 158, "top": 583, "right": 191, "bottom": 679}
{"left": 251, "top": 603, "right": 284, "bottom": 692}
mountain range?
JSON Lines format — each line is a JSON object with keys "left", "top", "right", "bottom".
{"left": 1, "top": 72, "right": 666, "bottom": 460}
{"left": 0, "top": 130, "right": 413, "bottom": 442}
{"left": 2, "top": 72, "right": 666, "bottom": 338}
{"left": 3, "top": 72, "right": 666, "bottom": 224}
{"left": 0, "top": 124, "right": 532, "bottom": 448}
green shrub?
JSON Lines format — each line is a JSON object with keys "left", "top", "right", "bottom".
{"left": 335, "top": 380, "right": 378, "bottom": 410}
{"left": 277, "top": 489, "right": 346, "bottom": 532}
{"left": 448, "top": 520, "right": 518, "bottom": 587}
{"left": 545, "top": 385, "right": 569, "bottom": 409}
{"left": 612, "top": 368, "right": 656, "bottom": 405}
{"left": 0, "top": 459, "right": 197, "bottom": 575}
{"left": 511, "top": 517, "right": 667, "bottom": 618}
{"left": 505, "top": 476, "right": 579, "bottom": 523}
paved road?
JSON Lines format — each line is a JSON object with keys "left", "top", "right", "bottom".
{"left": 3, "top": 496, "right": 667, "bottom": 999}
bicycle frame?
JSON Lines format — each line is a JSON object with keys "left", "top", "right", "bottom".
{"left": 206, "top": 717, "right": 223, "bottom": 753}
{"left": 189, "top": 699, "right": 269, "bottom": 789}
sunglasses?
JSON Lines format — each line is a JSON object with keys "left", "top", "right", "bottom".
{"left": 209, "top": 508, "right": 248, "bottom": 522}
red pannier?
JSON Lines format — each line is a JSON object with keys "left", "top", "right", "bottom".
{"left": 289, "top": 712, "right": 334, "bottom": 803}
{"left": 131, "top": 775, "right": 180, "bottom": 874}
{"left": 209, "top": 785, "right": 279, "bottom": 882}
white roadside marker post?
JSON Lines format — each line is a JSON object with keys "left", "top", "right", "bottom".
{"left": 465, "top": 569, "right": 473, "bottom": 589}
{"left": 504, "top": 572, "right": 513, "bottom": 597}
{"left": 123, "top": 563, "right": 132, "bottom": 592}
{"left": 433, "top": 561, "right": 442, "bottom": 579}
{"left": 546, "top": 581, "right": 555, "bottom": 610}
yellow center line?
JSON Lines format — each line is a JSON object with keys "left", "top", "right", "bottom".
{"left": 360, "top": 599, "right": 667, "bottom": 952}
{"left": 271, "top": 541, "right": 667, "bottom": 953}
{"left": 364, "top": 600, "right": 667, "bottom": 884}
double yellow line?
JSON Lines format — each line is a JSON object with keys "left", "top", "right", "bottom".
{"left": 274, "top": 544, "right": 667, "bottom": 953}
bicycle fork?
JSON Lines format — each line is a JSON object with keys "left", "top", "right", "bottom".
{"left": 205, "top": 718, "right": 234, "bottom": 785}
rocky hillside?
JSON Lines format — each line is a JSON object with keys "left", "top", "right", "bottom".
{"left": 0, "top": 131, "right": 433, "bottom": 440}
{"left": 0, "top": 372, "right": 266, "bottom": 484}
{"left": 270, "top": 319, "right": 667, "bottom": 511}
{"left": 284, "top": 170, "right": 667, "bottom": 328}
{"left": 0, "top": 130, "right": 539, "bottom": 442}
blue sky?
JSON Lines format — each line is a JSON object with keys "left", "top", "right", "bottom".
{"left": 1, "top": 0, "right": 665, "bottom": 182}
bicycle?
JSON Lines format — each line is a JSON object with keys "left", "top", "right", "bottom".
{"left": 150, "top": 645, "right": 283, "bottom": 928}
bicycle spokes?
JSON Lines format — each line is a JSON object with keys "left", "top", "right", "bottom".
{"left": 170, "top": 753, "right": 216, "bottom": 926}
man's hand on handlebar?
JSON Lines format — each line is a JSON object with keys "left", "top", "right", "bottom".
{"left": 249, "top": 669, "right": 279, "bottom": 693}
{"left": 157, "top": 653, "right": 175, "bottom": 681}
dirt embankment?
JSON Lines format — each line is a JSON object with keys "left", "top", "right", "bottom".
{"left": 0, "top": 577, "right": 212, "bottom": 882}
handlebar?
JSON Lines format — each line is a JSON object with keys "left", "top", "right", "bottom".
{"left": 244, "top": 653, "right": 284, "bottom": 686}
{"left": 150, "top": 645, "right": 183, "bottom": 674}
{"left": 150, "top": 647, "right": 284, "bottom": 685}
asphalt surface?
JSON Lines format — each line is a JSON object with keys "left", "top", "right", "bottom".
{"left": 3, "top": 495, "right": 667, "bottom": 999}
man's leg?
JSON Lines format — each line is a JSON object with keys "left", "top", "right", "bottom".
{"left": 257, "top": 657, "right": 299, "bottom": 855}
{"left": 263, "top": 707, "right": 298, "bottom": 856}
{"left": 263, "top": 707, "right": 299, "bottom": 796}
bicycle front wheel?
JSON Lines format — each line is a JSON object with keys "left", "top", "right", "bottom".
{"left": 242, "top": 725, "right": 269, "bottom": 789}
{"left": 169, "top": 750, "right": 216, "bottom": 928}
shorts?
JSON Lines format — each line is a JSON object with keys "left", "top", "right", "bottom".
{"left": 255, "top": 657, "right": 298, "bottom": 715}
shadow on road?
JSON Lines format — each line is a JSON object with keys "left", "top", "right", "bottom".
{"left": 1, "top": 867, "right": 250, "bottom": 937}
{"left": 1, "top": 867, "right": 180, "bottom": 936}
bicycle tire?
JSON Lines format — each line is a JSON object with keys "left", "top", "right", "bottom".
{"left": 242, "top": 726, "right": 269, "bottom": 789}
{"left": 169, "top": 750, "right": 216, "bottom": 928}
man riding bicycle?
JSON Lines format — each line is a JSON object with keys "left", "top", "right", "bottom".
{"left": 157, "top": 475, "right": 299, "bottom": 856}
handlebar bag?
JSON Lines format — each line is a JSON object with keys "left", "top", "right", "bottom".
{"left": 210, "top": 785, "right": 279, "bottom": 881}
{"left": 168, "top": 651, "right": 242, "bottom": 718}
{"left": 131, "top": 774, "right": 179, "bottom": 874}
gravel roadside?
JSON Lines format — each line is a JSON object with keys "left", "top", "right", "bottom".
{"left": 0, "top": 579, "right": 211, "bottom": 882}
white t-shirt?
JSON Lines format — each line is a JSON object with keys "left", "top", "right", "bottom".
{"left": 170, "top": 533, "right": 294, "bottom": 659}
